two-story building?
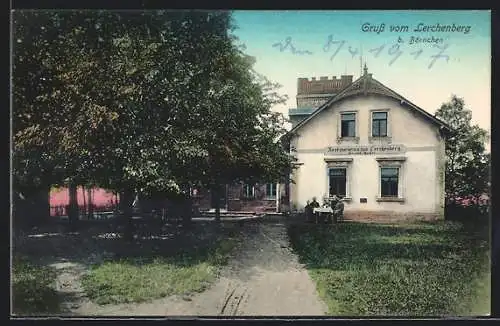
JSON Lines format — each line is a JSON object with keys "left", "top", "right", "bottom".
{"left": 282, "top": 66, "right": 452, "bottom": 221}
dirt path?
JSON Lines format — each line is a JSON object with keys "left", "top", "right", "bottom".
{"left": 72, "top": 221, "right": 327, "bottom": 316}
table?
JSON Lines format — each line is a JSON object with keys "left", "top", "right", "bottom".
{"left": 313, "top": 207, "right": 334, "bottom": 224}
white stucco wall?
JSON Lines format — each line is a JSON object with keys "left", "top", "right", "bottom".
{"left": 294, "top": 150, "right": 438, "bottom": 213}
{"left": 295, "top": 95, "right": 440, "bottom": 149}
{"left": 290, "top": 93, "right": 445, "bottom": 216}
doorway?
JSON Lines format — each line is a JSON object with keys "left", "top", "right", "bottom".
{"left": 210, "top": 185, "right": 228, "bottom": 210}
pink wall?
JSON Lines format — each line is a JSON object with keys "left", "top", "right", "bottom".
{"left": 50, "top": 187, "right": 119, "bottom": 216}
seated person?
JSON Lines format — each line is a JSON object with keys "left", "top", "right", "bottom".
{"left": 333, "top": 197, "right": 345, "bottom": 222}
{"left": 310, "top": 197, "right": 321, "bottom": 223}
{"left": 310, "top": 197, "right": 320, "bottom": 209}
{"left": 304, "top": 200, "right": 313, "bottom": 222}
{"left": 322, "top": 197, "right": 331, "bottom": 208}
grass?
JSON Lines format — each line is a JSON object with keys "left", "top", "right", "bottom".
{"left": 81, "top": 226, "right": 240, "bottom": 305}
{"left": 465, "top": 255, "right": 491, "bottom": 316}
{"left": 12, "top": 256, "right": 60, "bottom": 315}
{"left": 287, "top": 220, "right": 490, "bottom": 316}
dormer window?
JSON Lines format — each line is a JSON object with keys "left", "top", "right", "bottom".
{"left": 341, "top": 113, "right": 356, "bottom": 137}
{"left": 372, "top": 112, "right": 388, "bottom": 137}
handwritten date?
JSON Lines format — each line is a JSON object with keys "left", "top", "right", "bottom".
{"left": 272, "top": 35, "right": 451, "bottom": 69}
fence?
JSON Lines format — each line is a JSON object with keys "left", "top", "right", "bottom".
{"left": 50, "top": 187, "right": 120, "bottom": 220}
{"left": 50, "top": 203, "right": 119, "bottom": 220}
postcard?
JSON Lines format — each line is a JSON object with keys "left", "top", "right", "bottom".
{"left": 11, "top": 10, "right": 491, "bottom": 318}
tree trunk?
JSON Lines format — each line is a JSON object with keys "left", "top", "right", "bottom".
{"left": 181, "top": 196, "right": 192, "bottom": 228}
{"left": 120, "top": 190, "right": 135, "bottom": 242}
{"left": 82, "top": 186, "right": 87, "bottom": 220}
{"left": 68, "top": 182, "right": 79, "bottom": 231}
{"left": 114, "top": 191, "right": 119, "bottom": 210}
{"left": 44, "top": 187, "right": 51, "bottom": 225}
{"left": 87, "top": 187, "right": 93, "bottom": 219}
{"left": 19, "top": 187, "right": 50, "bottom": 229}
{"left": 181, "top": 186, "right": 193, "bottom": 228}
{"left": 34, "top": 186, "right": 51, "bottom": 226}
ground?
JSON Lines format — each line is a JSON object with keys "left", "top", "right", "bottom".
{"left": 12, "top": 217, "right": 490, "bottom": 317}
{"left": 12, "top": 218, "right": 327, "bottom": 316}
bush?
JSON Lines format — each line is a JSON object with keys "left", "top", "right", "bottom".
{"left": 445, "top": 202, "right": 489, "bottom": 227}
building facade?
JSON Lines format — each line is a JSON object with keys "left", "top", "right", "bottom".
{"left": 192, "top": 183, "right": 283, "bottom": 214}
{"left": 283, "top": 67, "right": 452, "bottom": 221}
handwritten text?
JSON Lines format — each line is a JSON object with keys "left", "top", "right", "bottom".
{"left": 272, "top": 35, "right": 452, "bottom": 69}
{"left": 272, "top": 37, "right": 313, "bottom": 55}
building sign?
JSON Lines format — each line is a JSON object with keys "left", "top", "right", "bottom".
{"left": 325, "top": 144, "right": 406, "bottom": 155}
{"left": 298, "top": 97, "right": 329, "bottom": 107}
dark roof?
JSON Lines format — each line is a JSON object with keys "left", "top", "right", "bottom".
{"left": 282, "top": 72, "right": 453, "bottom": 140}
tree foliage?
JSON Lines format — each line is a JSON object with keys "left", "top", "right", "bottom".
{"left": 435, "top": 95, "right": 490, "bottom": 203}
{"left": 12, "top": 10, "right": 293, "bottom": 225}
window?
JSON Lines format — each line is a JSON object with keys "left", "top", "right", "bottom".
{"left": 325, "top": 158, "right": 352, "bottom": 200}
{"left": 376, "top": 157, "right": 405, "bottom": 202}
{"left": 329, "top": 168, "right": 347, "bottom": 197}
{"left": 341, "top": 113, "right": 356, "bottom": 137}
{"left": 266, "top": 183, "right": 277, "bottom": 200}
{"left": 380, "top": 167, "right": 399, "bottom": 197}
{"left": 243, "top": 184, "right": 255, "bottom": 198}
{"left": 372, "top": 112, "right": 388, "bottom": 137}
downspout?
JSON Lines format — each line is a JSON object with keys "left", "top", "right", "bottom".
{"left": 275, "top": 182, "right": 280, "bottom": 213}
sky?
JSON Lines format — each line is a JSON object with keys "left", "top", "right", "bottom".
{"left": 232, "top": 10, "right": 491, "bottom": 143}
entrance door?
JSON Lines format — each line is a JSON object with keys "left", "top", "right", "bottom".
{"left": 210, "top": 185, "right": 227, "bottom": 210}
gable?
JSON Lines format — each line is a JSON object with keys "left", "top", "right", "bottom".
{"left": 293, "top": 94, "right": 443, "bottom": 150}
{"left": 284, "top": 72, "right": 453, "bottom": 141}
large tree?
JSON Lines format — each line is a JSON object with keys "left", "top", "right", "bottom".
{"left": 13, "top": 10, "right": 236, "bottom": 228}
{"left": 12, "top": 10, "right": 293, "bottom": 232}
{"left": 434, "top": 95, "right": 490, "bottom": 206}
{"left": 177, "top": 50, "right": 292, "bottom": 221}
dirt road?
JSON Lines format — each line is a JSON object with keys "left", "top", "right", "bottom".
{"left": 72, "top": 221, "right": 327, "bottom": 316}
